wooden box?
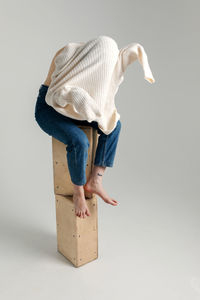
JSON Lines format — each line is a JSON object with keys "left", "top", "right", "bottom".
{"left": 52, "top": 125, "right": 99, "bottom": 267}
{"left": 55, "top": 194, "right": 98, "bottom": 267}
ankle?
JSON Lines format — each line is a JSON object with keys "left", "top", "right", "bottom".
{"left": 73, "top": 184, "right": 84, "bottom": 195}
{"left": 90, "top": 175, "right": 102, "bottom": 184}
{"left": 89, "top": 172, "right": 104, "bottom": 184}
{"left": 92, "top": 166, "right": 106, "bottom": 177}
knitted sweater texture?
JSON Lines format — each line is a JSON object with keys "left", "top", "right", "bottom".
{"left": 45, "top": 35, "right": 155, "bottom": 134}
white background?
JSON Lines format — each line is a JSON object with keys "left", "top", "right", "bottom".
{"left": 1, "top": 0, "right": 200, "bottom": 299}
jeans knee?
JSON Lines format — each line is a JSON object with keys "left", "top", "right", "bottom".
{"left": 67, "top": 136, "right": 90, "bottom": 152}
{"left": 78, "top": 139, "right": 90, "bottom": 150}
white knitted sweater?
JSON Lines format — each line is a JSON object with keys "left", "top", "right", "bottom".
{"left": 45, "top": 35, "right": 155, "bottom": 135}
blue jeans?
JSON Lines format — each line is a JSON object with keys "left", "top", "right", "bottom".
{"left": 34, "top": 84, "right": 122, "bottom": 185}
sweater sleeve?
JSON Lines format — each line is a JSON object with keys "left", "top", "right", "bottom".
{"left": 118, "top": 43, "right": 155, "bottom": 84}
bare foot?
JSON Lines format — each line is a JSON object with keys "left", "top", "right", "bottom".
{"left": 84, "top": 166, "right": 118, "bottom": 206}
{"left": 73, "top": 185, "right": 91, "bottom": 218}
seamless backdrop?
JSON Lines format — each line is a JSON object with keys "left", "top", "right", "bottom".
{"left": 0, "top": 0, "right": 200, "bottom": 299}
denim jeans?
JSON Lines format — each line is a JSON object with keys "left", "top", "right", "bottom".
{"left": 34, "top": 84, "right": 122, "bottom": 185}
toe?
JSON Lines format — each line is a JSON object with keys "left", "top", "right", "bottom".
{"left": 111, "top": 199, "right": 118, "bottom": 204}
{"left": 86, "top": 209, "right": 90, "bottom": 216}
{"left": 108, "top": 199, "right": 117, "bottom": 205}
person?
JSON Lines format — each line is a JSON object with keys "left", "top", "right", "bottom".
{"left": 35, "top": 35, "right": 155, "bottom": 219}
{"left": 35, "top": 43, "right": 122, "bottom": 219}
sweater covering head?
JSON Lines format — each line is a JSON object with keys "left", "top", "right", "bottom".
{"left": 45, "top": 35, "right": 155, "bottom": 134}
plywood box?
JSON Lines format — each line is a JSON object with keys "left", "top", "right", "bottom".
{"left": 55, "top": 194, "right": 98, "bottom": 267}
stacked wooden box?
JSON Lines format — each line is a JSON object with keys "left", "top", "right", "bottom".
{"left": 51, "top": 126, "right": 99, "bottom": 267}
